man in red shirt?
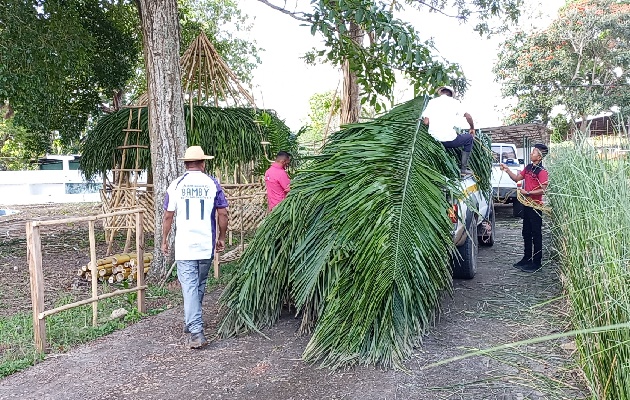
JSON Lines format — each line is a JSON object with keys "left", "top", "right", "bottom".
{"left": 500, "top": 143, "right": 549, "bottom": 272}
{"left": 264, "top": 151, "right": 291, "bottom": 211}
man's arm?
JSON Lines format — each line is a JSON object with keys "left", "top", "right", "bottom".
{"left": 464, "top": 112, "right": 475, "bottom": 135}
{"left": 499, "top": 163, "right": 524, "bottom": 182}
{"left": 280, "top": 171, "right": 291, "bottom": 194}
{"left": 161, "top": 210, "right": 175, "bottom": 256}
{"left": 216, "top": 208, "right": 228, "bottom": 252}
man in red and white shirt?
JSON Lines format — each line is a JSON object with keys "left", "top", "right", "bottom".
{"left": 264, "top": 151, "right": 291, "bottom": 211}
{"left": 500, "top": 144, "right": 549, "bottom": 272}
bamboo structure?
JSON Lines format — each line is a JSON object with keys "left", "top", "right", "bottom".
{"left": 101, "top": 106, "right": 153, "bottom": 255}
{"left": 26, "top": 209, "right": 147, "bottom": 353}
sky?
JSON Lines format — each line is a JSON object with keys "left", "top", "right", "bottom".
{"left": 237, "top": 0, "right": 566, "bottom": 131}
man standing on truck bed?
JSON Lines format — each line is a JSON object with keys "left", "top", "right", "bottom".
{"left": 500, "top": 144, "right": 549, "bottom": 272}
{"left": 422, "top": 85, "right": 476, "bottom": 176}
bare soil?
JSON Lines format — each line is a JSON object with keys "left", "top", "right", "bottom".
{"left": 0, "top": 204, "right": 588, "bottom": 399}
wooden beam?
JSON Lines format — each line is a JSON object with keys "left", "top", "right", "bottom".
{"left": 26, "top": 222, "right": 47, "bottom": 353}
{"left": 88, "top": 220, "right": 98, "bottom": 326}
{"left": 135, "top": 212, "right": 146, "bottom": 313}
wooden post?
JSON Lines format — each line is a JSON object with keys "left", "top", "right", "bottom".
{"left": 135, "top": 211, "right": 146, "bottom": 313}
{"left": 26, "top": 222, "right": 47, "bottom": 353}
{"left": 88, "top": 220, "right": 98, "bottom": 326}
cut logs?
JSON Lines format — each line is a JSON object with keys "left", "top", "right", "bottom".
{"left": 77, "top": 253, "right": 153, "bottom": 284}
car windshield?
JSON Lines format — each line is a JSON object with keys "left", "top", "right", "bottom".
{"left": 491, "top": 146, "right": 518, "bottom": 164}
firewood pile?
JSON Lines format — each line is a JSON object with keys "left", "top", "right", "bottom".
{"left": 77, "top": 253, "right": 153, "bottom": 284}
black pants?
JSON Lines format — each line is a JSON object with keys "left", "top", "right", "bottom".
{"left": 441, "top": 133, "right": 474, "bottom": 152}
{"left": 522, "top": 205, "right": 543, "bottom": 265}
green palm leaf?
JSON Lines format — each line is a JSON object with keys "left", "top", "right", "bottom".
{"left": 80, "top": 106, "right": 296, "bottom": 180}
{"left": 218, "top": 96, "right": 491, "bottom": 368}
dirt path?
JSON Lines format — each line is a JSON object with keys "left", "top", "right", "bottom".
{"left": 0, "top": 206, "right": 587, "bottom": 399}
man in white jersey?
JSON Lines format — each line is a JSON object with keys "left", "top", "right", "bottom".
{"left": 161, "top": 146, "right": 229, "bottom": 348}
{"left": 422, "top": 86, "right": 476, "bottom": 176}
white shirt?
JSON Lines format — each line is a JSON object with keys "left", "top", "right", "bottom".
{"left": 422, "top": 95, "right": 467, "bottom": 142}
{"left": 164, "top": 171, "right": 228, "bottom": 260}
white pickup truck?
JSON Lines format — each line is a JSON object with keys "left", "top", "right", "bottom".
{"left": 490, "top": 142, "right": 524, "bottom": 217}
{"left": 448, "top": 174, "right": 495, "bottom": 279}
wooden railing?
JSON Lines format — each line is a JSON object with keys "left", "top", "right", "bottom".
{"left": 26, "top": 209, "right": 146, "bottom": 353}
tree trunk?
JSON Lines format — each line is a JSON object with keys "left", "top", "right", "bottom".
{"left": 137, "top": 0, "right": 187, "bottom": 278}
{"left": 340, "top": 21, "right": 364, "bottom": 125}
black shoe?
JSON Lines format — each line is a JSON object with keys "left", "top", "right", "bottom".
{"left": 519, "top": 262, "right": 542, "bottom": 273}
{"left": 513, "top": 257, "right": 530, "bottom": 268}
{"left": 188, "top": 332, "right": 208, "bottom": 349}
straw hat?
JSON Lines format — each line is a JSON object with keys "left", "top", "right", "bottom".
{"left": 179, "top": 146, "right": 214, "bottom": 161}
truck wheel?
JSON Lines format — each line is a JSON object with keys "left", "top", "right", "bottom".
{"left": 513, "top": 200, "right": 523, "bottom": 218}
{"left": 478, "top": 206, "right": 495, "bottom": 247}
{"left": 453, "top": 220, "right": 478, "bottom": 279}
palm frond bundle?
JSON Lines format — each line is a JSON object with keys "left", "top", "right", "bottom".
{"left": 80, "top": 106, "right": 295, "bottom": 180}
{"left": 218, "top": 97, "right": 492, "bottom": 369}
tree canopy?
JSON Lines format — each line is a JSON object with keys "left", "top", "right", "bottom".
{"left": 494, "top": 0, "right": 630, "bottom": 128}
{"left": 0, "top": 0, "right": 260, "bottom": 161}
{"left": 258, "top": 0, "right": 522, "bottom": 122}
{"left": 0, "top": 0, "right": 140, "bottom": 154}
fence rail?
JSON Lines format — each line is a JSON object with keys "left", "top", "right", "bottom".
{"left": 26, "top": 208, "right": 146, "bottom": 353}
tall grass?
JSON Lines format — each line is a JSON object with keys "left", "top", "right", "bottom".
{"left": 547, "top": 140, "right": 630, "bottom": 398}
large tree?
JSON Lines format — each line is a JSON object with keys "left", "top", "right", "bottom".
{"left": 135, "top": 0, "right": 187, "bottom": 277}
{"left": 257, "top": 0, "right": 521, "bottom": 124}
{"left": 494, "top": 0, "right": 630, "bottom": 130}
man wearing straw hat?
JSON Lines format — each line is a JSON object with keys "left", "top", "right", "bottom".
{"left": 422, "top": 85, "right": 476, "bottom": 176}
{"left": 500, "top": 143, "right": 549, "bottom": 272}
{"left": 161, "top": 146, "right": 229, "bottom": 348}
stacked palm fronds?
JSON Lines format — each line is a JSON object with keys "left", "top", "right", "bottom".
{"left": 80, "top": 107, "right": 298, "bottom": 180}
{"left": 77, "top": 253, "right": 153, "bottom": 284}
{"left": 218, "top": 96, "right": 492, "bottom": 369}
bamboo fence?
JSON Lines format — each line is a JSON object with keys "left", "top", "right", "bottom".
{"left": 26, "top": 209, "right": 146, "bottom": 353}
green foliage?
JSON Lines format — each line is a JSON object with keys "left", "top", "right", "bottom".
{"left": 0, "top": 0, "right": 260, "bottom": 160}
{"left": 280, "top": 0, "right": 522, "bottom": 112}
{"left": 0, "top": 118, "right": 37, "bottom": 170}
{"left": 494, "top": 0, "right": 630, "bottom": 125}
{"left": 548, "top": 140, "right": 630, "bottom": 398}
{"left": 550, "top": 115, "right": 570, "bottom": 143}
{"left": 300, "top": 90, "right": 341, "bottom": 147}
{"left": 80, "top": 106, "right": 295, "bottom": 180}
{"left": 0, "top": 0, "right": 141, "bottom": 155}
{"left": 218, "top": 96, "right": 492, "bottom": 368}
{"left": 254, "top": 110, "right": 301, "bottom": 174}
{"left": 302, "top": 1, "right": 467, "bottom": 111}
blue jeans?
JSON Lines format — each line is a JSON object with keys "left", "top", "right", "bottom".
{"left": 442, "top": 133, "right": 474, "bottom": 152}
{"left": 177, "top": 259, "right": 212, "bottom": 334}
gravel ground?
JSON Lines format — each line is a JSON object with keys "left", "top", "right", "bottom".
{"left": 0, "top": 204, "right": 588, "bottom": 400}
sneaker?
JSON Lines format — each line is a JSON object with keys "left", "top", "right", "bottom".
{"left": 519, "top": 262, "right": 542, "bottom": 273}
{"left": 183, "top": 321, "right": 207, "bottom": 334}
{"left": 188, "top": 332, "right": 208, "bottom": 349}
{"left": 513, "top": 257, "right": 530, "bottom": 268}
